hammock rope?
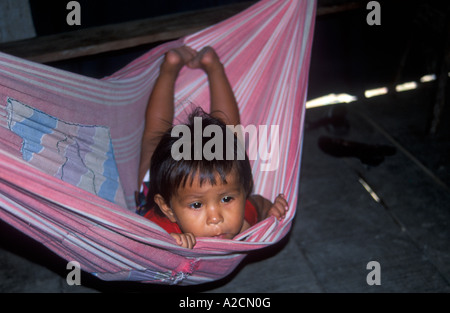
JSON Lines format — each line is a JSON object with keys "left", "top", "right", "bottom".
{"left": 0, "top": 0, "right": 316, "bottom": 285}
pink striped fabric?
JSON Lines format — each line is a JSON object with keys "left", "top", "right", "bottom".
{"left": 0, "top": 0, "right": 316, "bottom": 285}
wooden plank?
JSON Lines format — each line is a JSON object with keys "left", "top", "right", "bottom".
{"left": 0, "top": 1, "right": 362, "bottom": 64}
{"left": 316, "top": 1, "right": 363, "bottom": 16}
{"left": 0, "top": 2, "right": 256, "bottom": 63}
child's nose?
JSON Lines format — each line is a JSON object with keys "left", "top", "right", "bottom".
{"left": 206, "top": 207, "right": 223, "bottom": 225}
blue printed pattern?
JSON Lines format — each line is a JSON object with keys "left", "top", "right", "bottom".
{"left": 6, "top": 98, "right": 122, "bottom": 204}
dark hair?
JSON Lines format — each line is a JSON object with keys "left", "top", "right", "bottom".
{"left": 146, "top": 107, "right": 254, "bottom": 214}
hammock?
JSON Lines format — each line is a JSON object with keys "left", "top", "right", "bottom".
{"left": 0, "top": 0, "right": 315, "bottom": 285}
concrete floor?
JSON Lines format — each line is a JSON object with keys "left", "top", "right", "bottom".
{"left": 1, "top": 3, "right": 449, "bottom": 293}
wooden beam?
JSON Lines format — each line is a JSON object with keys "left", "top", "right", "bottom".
{"left": 316, "top": 1, "right": 363, "bottom": 16}
{"left": 0, "top": 2, "right": 255, "bottom": 63}
{"left": 0, "top": 1, "right": 362, "bottom": 64}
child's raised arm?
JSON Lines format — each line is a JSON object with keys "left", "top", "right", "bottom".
{"left": 138, "top": 47, "right": 198, "bottom": 188}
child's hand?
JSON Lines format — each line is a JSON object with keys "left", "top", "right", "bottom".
{"left": 267, "top": 194, "right": 289, "bottom": 221}
{"left": 170, "top": 232, "right": 196, "bottom": 249}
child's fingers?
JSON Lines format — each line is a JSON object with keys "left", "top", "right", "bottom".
{"left": 268, "top": 205, "right": 283, "bottom": 219}
{"left": 170, "top": 233, "right": 196, "bottom": 249}
{"left": 185, "top": 233, "right": 196, "bottom": 249}
{"left": 268, "top": 207, "right": 282, "bottom": 219}
{"left": 179, "top": 234, "right": 188, "bottom": 247}
{"left": 185, "top": 48, "right": 197, "bottom": 60}
{"left": 276, "top": 193, "right": 289, "bottom": 205}
{"left": 179, "top": 234, "right": 189, "bottom": 249}
{"left": 180, "top": 233, "right": 196, "bottom": 249}
{"left": 182, "top": 233, "right": 195, "bottom": 249}
{"left": 268, "top": 194, "right": 289, "bottom": 220}
{"left": 170, "top": 233, "right": 183, "bottom": 246}
{"left": 276, "top": 194, "right": 289, "bottom": 211}
{"left": 185, "top": 46, "right": 198, "bottom": 57}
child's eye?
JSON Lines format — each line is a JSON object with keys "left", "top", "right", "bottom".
{"left": 189, "top": 202, "right": 202, "bottom": 209}
{"left": 221, "top": 196, "right": 233, "bottom": 203}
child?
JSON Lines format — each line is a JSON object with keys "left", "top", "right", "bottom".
{"left": 137, "top": 46, "right": 288, "bottom": 248}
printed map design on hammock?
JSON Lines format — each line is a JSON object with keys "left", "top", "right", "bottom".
{"left": 6, "top": 97, "right": 122, "bottom": 204}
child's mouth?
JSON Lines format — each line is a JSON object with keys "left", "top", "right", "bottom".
{"left": 213, "top": 234, "right": 229, "bottom": 239}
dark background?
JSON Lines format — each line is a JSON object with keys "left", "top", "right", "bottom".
{"left": 29, "top": 0, "right": 248, "bottom": 35}
{"left": 28, "top": 0, "right": 448, "bottom": 101}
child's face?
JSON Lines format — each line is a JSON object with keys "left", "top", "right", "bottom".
{"left": 164, "top": 171, "right": 247, "bottom": 239}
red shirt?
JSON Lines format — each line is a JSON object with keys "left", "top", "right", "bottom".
{"left": 144, "top": 199, "right": 258, "bottom": 234}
